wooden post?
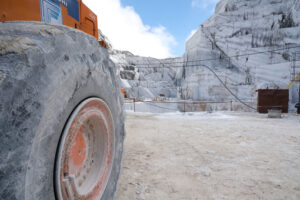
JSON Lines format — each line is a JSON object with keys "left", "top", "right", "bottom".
{"left": 184, "top": 101, "right": 186, "bottom": 113}
{"left": 133, "top": 99, "right": 136, "bottom": 112}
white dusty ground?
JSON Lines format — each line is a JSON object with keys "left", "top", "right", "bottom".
{"left": 115, "top": 111, "right": 300, "bottom": 200}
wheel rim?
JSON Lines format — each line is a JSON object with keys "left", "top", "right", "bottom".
{"left": 55, "top": 98, "right": 115, "bottom": 200}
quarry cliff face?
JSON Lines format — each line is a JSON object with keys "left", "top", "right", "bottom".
{"left": 183, "top": 0, "right": 300, "bottom": 105}
{"left": 110, "top": 50, "right": 182, "bottom": 99}
{"left": 112, "top": 0, "right": 300, "bottom": 108}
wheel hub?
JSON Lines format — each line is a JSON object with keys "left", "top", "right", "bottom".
{"left": 55, "top": 98, "right": 114, "bottom": 200}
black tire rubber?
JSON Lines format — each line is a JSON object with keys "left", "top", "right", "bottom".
{"left": 0, "top": 22, "right": 125, "bottom": 200}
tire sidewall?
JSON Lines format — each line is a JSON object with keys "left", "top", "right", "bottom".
{"left": 25, "top": 66, "right": 124, "bottom": 200}
{"left": 0, "top": 22, "right": 124, "bottom": 200}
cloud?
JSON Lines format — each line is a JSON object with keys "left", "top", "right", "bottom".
{"left": 186, "top": 29, "right": 197, "bottom": 41}
{"left": 191, "top": 0, "right": 219, "bottom": 9}
{"left": 83, "top": 0, "right": 176, "bottom": 58}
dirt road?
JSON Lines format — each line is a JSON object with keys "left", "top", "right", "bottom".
{"left": 115, "top": 112, "right": 300, "bottom": 200}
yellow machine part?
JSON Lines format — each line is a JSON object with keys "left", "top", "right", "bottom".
{"left": 286, "top": 72, "right": 300, "bottom": 89}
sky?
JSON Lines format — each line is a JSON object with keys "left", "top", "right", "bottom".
{"left": 83, "top": 0, "right": 219, "bottom": 58}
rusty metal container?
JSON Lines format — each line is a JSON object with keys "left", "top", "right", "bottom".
{"left": 257, "top": 89, "right": 289, "bottom": 113}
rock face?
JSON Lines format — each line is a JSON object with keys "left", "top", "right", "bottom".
{"left": 110, "top": 50, "right": 182, "bottom": 99}
{"left": 111, "top": 0, "right": 300, "bottom": 109}
{"left": 184, "top": 0, "right": 300, "bottom": 106}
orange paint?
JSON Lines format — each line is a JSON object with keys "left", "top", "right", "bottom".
{"left": 99, "top": 41, "right": 107, "bottom": 48}
{"left": 59, "top": 99, "right": 114, "bottom": 199}
{"left": 121, "top": 88, "right": 126, "bottom": 95}
{"left": 69, "top": 127, "right": 86, "bottom": 166}
{"left": 0, "top": 0, "right": 41, "bottom": 22}
{"left": 79, "top": 2, "right": 99, "bottom": 39}
{"left": 0, "top": 0, "right": 102, "bottom": 43}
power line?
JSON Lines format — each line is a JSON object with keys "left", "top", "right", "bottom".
{"left": 116, "top": 45, "right": 300, "bottom": 68}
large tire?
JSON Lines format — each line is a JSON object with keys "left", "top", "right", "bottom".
{"left": 0, "top": 22, "right": 125, "bottom": 200}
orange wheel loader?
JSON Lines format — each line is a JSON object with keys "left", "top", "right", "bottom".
{"left": 0, "top": 1, "right": 124, "bottom": 200}
{"left": 1, "top": 0, "right": 107, "bottom": 48}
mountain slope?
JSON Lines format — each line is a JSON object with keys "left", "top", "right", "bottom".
{"left": 111, "top": 0, "right": 300, "bottom": 110}
{"left": 183, "top": 0, "right": 300, "bottom": 106}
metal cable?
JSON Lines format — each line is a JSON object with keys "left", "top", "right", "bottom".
{"left": 126, "top": 63, "right": 257, "bottom": 111}
{"left": 116, "top": 45, "right": 300, "bottom": 68}
{"left": 197, "top": 64, "right": 257, "bottom": 111}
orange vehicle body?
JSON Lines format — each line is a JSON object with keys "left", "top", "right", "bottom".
{"left": 121, "top": 88, "right": 129, "bottom": 98}
{"left": 0, "top": 0, "right": 100, "bottom": 43}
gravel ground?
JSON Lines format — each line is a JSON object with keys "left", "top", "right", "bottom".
{"left": 115, "top": 111, "right": 300, "bottom": 200}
